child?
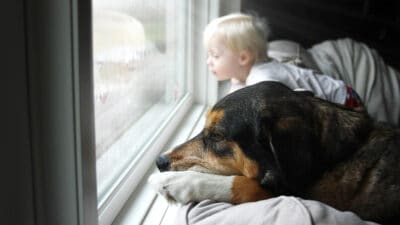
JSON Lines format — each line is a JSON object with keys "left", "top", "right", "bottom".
{"left": 203, "top": 13, "right": 363, "bottom": 109}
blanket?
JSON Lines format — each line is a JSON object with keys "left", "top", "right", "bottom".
{"left": 308, "top": 38, "right": 400, "bottom": 125}
{"left": 173, "top": 196, "right": 379, "bottom": 225}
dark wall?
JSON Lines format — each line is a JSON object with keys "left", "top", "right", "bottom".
{"left": 242, "top": 0, "right": 400, "bottom": 70}
{"left": 1, "top": 0, "right": 35, "bottom": 224}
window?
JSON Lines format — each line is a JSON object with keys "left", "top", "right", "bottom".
{"left": 92, "top": 0, "right": 190, "bottom": 215}
{"left": 23, "top": 0, "right": 233, "bottom": 224}
{"left": 90, "top": 0, "right": 226, "bottom": 224}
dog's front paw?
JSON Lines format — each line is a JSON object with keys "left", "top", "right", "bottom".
{"left": 148, "top": 171, "right": 195, "bottom": 204}
{"left": 148, "top": 171, "right": 233, "bottom": 204}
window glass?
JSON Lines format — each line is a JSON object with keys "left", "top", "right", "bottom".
{"left": 92, "top": 0, "right": 188, "bottom": 204}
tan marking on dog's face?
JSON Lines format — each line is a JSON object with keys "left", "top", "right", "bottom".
{"left": 164, "top": 108, "right": 260, "bottom": 178}
{"left": 205, "top": 110, "right": 224, "bottom": 130}
{"left": 167, "top": 138, "right": 244, "bottom": 176}
{"left": 231, "top": 176, "right": 272, "bottom": 204}
{"left": 230, "top": 143, "right": 259, "bottom": 178}
{"left": 167, "top": 137, "right": 260, "bottom": 178}
{"left": 167, "top": 138, "right": 205, "bottom": 171}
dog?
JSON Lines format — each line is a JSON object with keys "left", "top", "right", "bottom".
{"left": 149, "top": 81, "right": 400, "bottom": 224}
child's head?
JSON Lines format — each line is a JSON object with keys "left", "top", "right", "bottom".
{"left": 204, "top": 13, "right": 270, "bottom": 81}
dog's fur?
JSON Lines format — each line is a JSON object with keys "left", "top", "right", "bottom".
{"left": 152, "top": 81, "right": 400, "bottom": 224}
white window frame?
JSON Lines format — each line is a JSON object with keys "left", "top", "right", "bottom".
{"left": 95, "top": 0, "right": 192, "bottom": 215}
{"left": 96, "top": 1, "right": 220, "bottom": 225}
{"left": 99, "top": 1, "right": 244, "bottom": 225}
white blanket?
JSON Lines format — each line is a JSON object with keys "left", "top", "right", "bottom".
{"left": 308, "top": 38, "right": 400, "bottom": 125}
{"left": 174, "top": 196, "right": 379, "bottom": 225}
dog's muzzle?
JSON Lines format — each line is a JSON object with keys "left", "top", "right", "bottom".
{"left": 156, "top": 155, "right": 170, "bottom": 172}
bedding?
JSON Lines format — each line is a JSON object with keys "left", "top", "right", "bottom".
{"left": 269, "top": 38, "right": 400, "bottom": 126}
{"left": 308, "top": 38, "right": 400, "bottom": 126}
{"left": 173, "top": 197, "right": 379, "bottom": 225}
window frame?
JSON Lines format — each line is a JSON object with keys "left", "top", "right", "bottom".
{"left": 107, "top": 1, "right": 225, "bottom": 224}
{"left": 93, "top": 0, "right": 192, "bottom": 210}
{"left": 96, "top": 1, "right": 220, "bottom": 225}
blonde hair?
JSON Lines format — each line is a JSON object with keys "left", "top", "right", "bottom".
{"left": 203, "top": 13, "right": 270, "bottom": 62}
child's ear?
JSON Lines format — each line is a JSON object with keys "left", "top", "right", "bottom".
{"left": 238, "top": 50, "right": 253, "bottom": 66}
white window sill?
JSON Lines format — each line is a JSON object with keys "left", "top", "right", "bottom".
{"left": 111, "top": 104, "right": 207, "bottom": 225}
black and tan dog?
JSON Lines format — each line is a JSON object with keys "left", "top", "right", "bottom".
{"left": 150, "top": 81, "right": 400, "bottom": 224}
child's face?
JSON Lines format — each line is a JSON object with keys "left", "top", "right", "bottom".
{"left": 206, "top": 36, "right": 242, "bottom": 81}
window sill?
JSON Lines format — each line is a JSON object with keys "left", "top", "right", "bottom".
{"left": 110, "top": 104, "right": 207, "bottom": 225}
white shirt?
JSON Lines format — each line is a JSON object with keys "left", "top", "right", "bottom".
{"left": 236, "top": 60, "right": 347, "bottom": 104}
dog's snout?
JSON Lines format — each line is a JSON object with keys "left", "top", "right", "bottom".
{"left": 156, "top": 155, "right": 170, "bottom": 172}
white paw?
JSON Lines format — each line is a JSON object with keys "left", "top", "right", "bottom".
{"left": 148, "top": 171, "right": 233, "bottom": 204}
{"left": 148, "top": 171, "right": 194, "bottom": 204}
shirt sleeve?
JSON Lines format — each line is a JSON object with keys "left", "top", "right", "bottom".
{"left": 173, "top": 196, "right": 380, "bottom": 225}
{"left": 246, "top": 61, "right": 347, "bottom": 104}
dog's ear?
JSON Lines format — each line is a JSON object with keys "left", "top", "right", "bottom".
{"left": 258, "top": 109, "right": 320, "bottom": 194}
{"left": 258, "top": 131, "right": 291, "bottom": 195}
{"left": 256, "top": 110, "right": 289, "bottom": 194}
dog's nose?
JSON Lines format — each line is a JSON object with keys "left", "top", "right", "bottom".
{"left": 156, "top": 155, "right": 170, "bottom": 172}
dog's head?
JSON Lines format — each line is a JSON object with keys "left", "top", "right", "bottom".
{"left": 156, "top": 81, "right": 372, "bottom": 194}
